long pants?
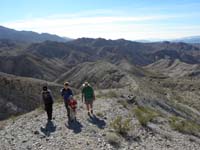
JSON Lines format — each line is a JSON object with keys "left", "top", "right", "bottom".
{"left": 45, "top": 103, "right": 53, "bottom": 120}
{"left": 64, "top": 101, "right": 70, "bottom": 120}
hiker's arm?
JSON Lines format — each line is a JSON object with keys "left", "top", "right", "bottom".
{"left": 49, "top": 90, "right": 54, "bottom": 102}
{"left": 81, "top": 93, "right": 84, "bottom": 102}
{"left": 41, "top": 92, "right": 44, "bottom": 104}
{"left": 93, "top": 91, "right": 95, "bottom": 101}
{"left": 60, "top": 89, "right": 64, "bottom": 97}
{"left": 92, "top": 88, "right": 95, "bottom": 100}
{"left": 41, "top": 92, "right": 45, "bottom": 109}
{"left": 70, "top": 89, "right": 73, "bottom": 96}
{"left": 81, "top": 88, "right": 84, "bottom": 102}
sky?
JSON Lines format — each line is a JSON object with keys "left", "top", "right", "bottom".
{"left": 1, "top": 0, "right": 200, "bottom": 40}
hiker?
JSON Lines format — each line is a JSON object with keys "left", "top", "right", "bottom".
{"left": 61, "top": 82, "right": 73, "bottom": 121}
{"left": 82, "top": 82, "right": 95, "bottom": 116}
{"left": 42, "top": 85, "right": 54, "bottom": 121}
{"left": 68, "top": 95, "right": 78, "bottom": 121}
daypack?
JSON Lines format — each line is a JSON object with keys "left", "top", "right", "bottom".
{"left": 42, "top": 91, "right": 53, "bottom": 104}
{"left": 68, "top": 99, "right": 77, "bottom": 110}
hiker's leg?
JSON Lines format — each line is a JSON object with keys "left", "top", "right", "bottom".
{"left": 65, "top": 102, "right": 70, "bottom": 120}
{"left": 85, "top": 102, "right": 91, "bottom": 115}
{"left": 46, "top": 104, "right": 51, "bottom": 120}
{"left": 49, "top": 103, "right": 53, "bottom": 120}
{"left": 89, "top": 101, "right": 93, "bottom": 114}
{"left": 44, "top": 104, "right": 48, "bottom": 119}
{"left": 86, "top": 103, "right": 90, "bottom": 111}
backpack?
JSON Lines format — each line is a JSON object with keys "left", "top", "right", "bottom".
{"left": 42, "top": 91, "right": 53, "bottom": 104}
{"left": 68, "top": 99, "right": 77, "bottom": 110}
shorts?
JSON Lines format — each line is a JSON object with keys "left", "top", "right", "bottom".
{"left": 85, "top": 98, "right": 93, "bottom": 105}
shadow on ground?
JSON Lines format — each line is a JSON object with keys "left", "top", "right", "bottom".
{"left": 87, "top": 114, "right": 106, "bottom": 129}
{"left": 40, "top": 120, "right": 57, "bottom": 137}
{"left": 65, "top": 120, "right": 83, "bottom": 134}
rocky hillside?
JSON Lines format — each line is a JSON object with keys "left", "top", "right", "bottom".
{"left": 145, "top": 59, "right": 200, "bottom": 78}
{"left": 0, "top": 72, "right": 62, "bottom": 120}
{"left": 55, "top": 61, "right": 137, "bottom": 89}
{"left": 0, "top": 88, "right": 200, "bottom": 150}
{"left": 1, "top": 38, "right": 200, "bottom": 82}
{"left": 0, "top": 54, "right": 68, "bottom": 81}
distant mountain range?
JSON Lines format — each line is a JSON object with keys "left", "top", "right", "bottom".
{"left": 0, "top": 25, "right": 72, "bottom": 43}
{"left": 0, "top": 37, "right": 199, "bottom": 84}
{"left": 172, "top": 36, "right": 200, "bottom": 43}
{"left": 137, "top": 36, "right": 200, "bottom": 44}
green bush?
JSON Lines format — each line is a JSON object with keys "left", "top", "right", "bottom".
{"left": 110, "top": 116, "right": 132, "bottom": 135}
{"left": 133, "top": 106, "right": 159, "bottom": 126}
{"left": 169, "top": 116, "right": 200, "bottom": 136}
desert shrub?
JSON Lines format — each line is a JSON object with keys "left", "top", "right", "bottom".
{"left": 105, "top": 90, "right": 118, "bottom": 98}
{"left": 117, "top": 100, "right": 128, "bottom": 109}
{"left": 106, "top": 132, "right": 121, "bottom": 147}
{"left": 0, "top": 121, "right": 7, "bottom": 130}
{"left": 110, "top": 116, "right": 132, "bottom": 135}
{"left": 96, "top": 112, "right": 104, "bottom": 118}
{"left": 133, "top": 106, "right": 159, "bottom": 126}
{"left": 169, "top": 116, "right": 200, "bottom": 136}
{"left": 96, "top": 90, "right": 104, "bottom": 98}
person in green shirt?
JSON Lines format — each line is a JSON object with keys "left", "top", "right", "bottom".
{"left": 82, "top": 82, "right": 95, "bottom": 116}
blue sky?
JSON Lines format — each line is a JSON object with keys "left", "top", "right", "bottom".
{"left": 1, "top": 0, "right": 200, "bottom": 40}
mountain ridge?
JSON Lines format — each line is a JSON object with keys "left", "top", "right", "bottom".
{"left": 0, "top": 25, "right": 71, "bottom": 43}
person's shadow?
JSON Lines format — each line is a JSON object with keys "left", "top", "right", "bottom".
{"left": 65, "top": 120, "right": 83, "bottom": 134}
{"left": 87, "top": 115, "right": 106, "bottom": 129}
{"left": 40, "top": 120, "right": 57, "bottom": 137}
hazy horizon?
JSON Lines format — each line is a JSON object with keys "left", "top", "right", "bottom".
{"left": 1, "top": 0, "right": 200, "bottom": 40}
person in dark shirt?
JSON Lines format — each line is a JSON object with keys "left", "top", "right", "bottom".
{"left": 42, "top": 85, "right": 54, "bottom": 121}
{"left": 61, "top": 82, "right": 73, "bottom": 121}
{"left": 82, "top": 82, "right": 95, "bottom": 116}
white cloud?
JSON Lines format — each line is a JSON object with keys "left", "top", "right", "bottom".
{"left": 1, "top": 10, "right": 200, "bottom": 40}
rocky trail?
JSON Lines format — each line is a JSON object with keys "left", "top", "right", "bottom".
{"left": 0, "top": 94, "right": 200, "bottom": 150}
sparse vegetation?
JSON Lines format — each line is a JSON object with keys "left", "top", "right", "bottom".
{"left": 117, "top": 100, "right": 128, "bottom": 109}
{"left": 96, "top": 112, "right": 104, "bottom": 118}
{"left": 106, "top": 132, "right": 121, "bottom": 147}
{"left": 36, "top": 105, "right": 45, "bottom": 113}
{"left": 105, "top": 90, "right": 118, "bottom": 98}
{"left": 110, "top": 116, "right": 132, "bottom": 136}
{"left": 133, "top": 106, "right": 160, "bottom": 126}
{"left": 96, "top": 90, "right": 104, "bottom": 98}
{"left": 0, "top": 121, "right": 7, "bottom": 130}
{"left": 96, "top": 90, "right": 118, "bottom": 98}
{"left": 169, "top": 116, "right": 200, "bottom": 137}
{"left": 9, "top": 115, "right": 18, "bottom": 123}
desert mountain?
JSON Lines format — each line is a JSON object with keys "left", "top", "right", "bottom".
{"left": 0, "top": 26, "right": 70, "bottom": 43}
{"left": 173, "top": 36, "right": 200, "bottom": 43}
{"left": 55, "top": 61, "right": 138, "bottom": 89}
{"left": 145, "top": 59, "right": 200, "bottom": 78}
{"left": 1, "top": 38, "right": 199, "bottom": 82}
